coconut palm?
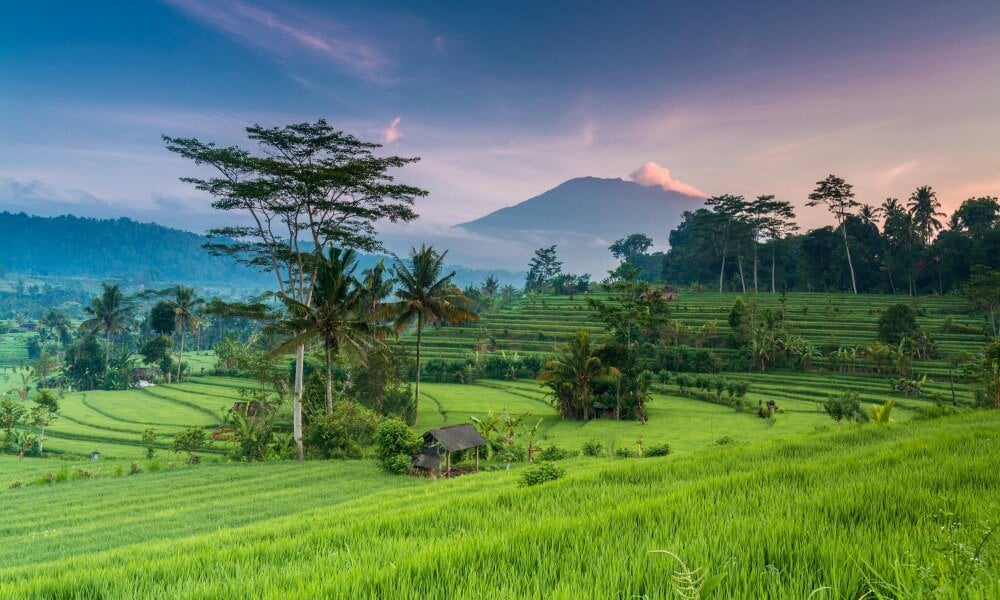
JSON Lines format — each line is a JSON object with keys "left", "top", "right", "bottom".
{"left": 273, "top": 248, "right": 387, "bottom": 415}
{"left": 40, "top": 308, "right": 73, "bottom": 346}
{"left": 481, "top": 275, "right": 500, "bottom": 297}
{"left": 381, "top": 245, "right": 479, "bottom": 424}
{"left": 79, "top": 283, "right": 135, "bottom": 368}
{"left": 907, "top": 185, "right": 946, "bottom": 245}
{"left": 536, "top": 330, "right": 613, "bottom": 421}
{"left": 360, "top": 259, "right": 395, "bottom": 315}
{"left": 171, "top": 286, "right": 205, "bottom": 381}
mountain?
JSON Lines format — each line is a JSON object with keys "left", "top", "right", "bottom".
{"left": 0, "top": 212, "right": 522, "bottom": 290}
{"left": 455, "top": 176, "right": 704, "bottom": 272}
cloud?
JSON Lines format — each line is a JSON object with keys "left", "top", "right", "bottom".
{"left": 629, "top": 162, "right": 707, "bottom": 198}
{"left": 879, "top": 160, "right": 918, "bottom": 184}
{"left": 382, "top": 116, "right": 403, "bottom": 144}
{"left": 163, "top": 0, "right": 388, "bottom": 80}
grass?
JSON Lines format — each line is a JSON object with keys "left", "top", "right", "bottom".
{"left": 0, "top": 411, "right": 996, "bottom": 598}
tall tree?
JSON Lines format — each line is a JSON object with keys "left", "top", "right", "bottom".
{"left": 274, "top": 248, "right": 385, "bottom": 415}
{"left": 165, "top": 119, "right": 425, "bottom": 460}
{"left": 481, "top": 275, "right": 500, "bottom": 297}
{"left": 609, "top": 233, "right": 653, "bottom": 264}
{"left": 908, "top": 185, "right": 945, "bottom": 245}
{"left": 525, "top": 245, "right": 563, "bottom": 292}
{"left": 760, "top": 198, "right": 798, "bottom": 292}
{"left": 171, "top": 286, "right": 204, "bottom": 382}
{"left": 808, "top": 175, "right": 861, "bottom": 293}
{"left": 79, "top": 283, "right": 135, "bottom": 368}
{"left": 704, "top": 195, "right": 751, "bottom": 292}
{"left": 382, "top": 245, "right": 478, "bottom": 424}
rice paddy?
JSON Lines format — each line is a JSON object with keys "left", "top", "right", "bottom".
{"left": 0, "top": 411, "right": 996, "bottom": 598}
{"left": 0, "top": 291, "right": 995, "bottom": 598}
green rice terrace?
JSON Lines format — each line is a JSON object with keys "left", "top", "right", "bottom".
{"left": 1, "top": 288, "right": 998, "bottom": 598}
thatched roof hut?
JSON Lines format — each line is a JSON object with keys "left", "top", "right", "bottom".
{"left": 413, "top": 424, "right": 488, "bottom": 475}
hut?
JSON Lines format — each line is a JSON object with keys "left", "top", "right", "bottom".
{"left": 413, "top": 423, "right": 488, "bottom": 476}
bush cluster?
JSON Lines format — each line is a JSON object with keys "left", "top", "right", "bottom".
{"left": 520, "top": 462, "right": 565, "bottom": 486}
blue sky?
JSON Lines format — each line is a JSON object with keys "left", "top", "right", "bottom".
{"left": 1, "top": 0, "right": 999, "bottom": 256}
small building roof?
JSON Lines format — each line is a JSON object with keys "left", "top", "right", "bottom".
{"left": 423, "top": 423, "right": 487, "bottom": 452}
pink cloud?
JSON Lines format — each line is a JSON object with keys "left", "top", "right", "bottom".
{"left": 629, "top": 162, "right": 707, "bottom": 198}
{"left": 382, "top": 116, "right": 403, "bottom": 144}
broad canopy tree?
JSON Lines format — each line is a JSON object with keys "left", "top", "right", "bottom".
{"left": 165, "top": 119, "right": 426, "bottom": 460}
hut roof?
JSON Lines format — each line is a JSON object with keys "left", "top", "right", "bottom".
{"left": 423, "top": 424, "right": 487, "bottom": 452}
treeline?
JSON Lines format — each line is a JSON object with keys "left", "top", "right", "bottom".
{"left": 634, "top": 177, "right": 1000, "bottom": 295}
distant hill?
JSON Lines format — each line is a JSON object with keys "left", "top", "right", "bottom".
{"left": 0, "top": 212, "right": 522, "bottom": 289}
{"left": 456, "top": 177, "right": 703, "bottom": 272}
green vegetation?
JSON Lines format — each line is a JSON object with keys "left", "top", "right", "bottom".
{"left": 0, "top": 412, "right": 996, "bottom": 597}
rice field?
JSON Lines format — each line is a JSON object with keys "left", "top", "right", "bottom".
{"left": 404, "top": 291, "right": 986, "bottom": 377}
{"left": 0, "top": 411, "right": 996, "bottom": 598}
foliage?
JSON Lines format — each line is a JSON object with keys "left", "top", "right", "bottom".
{"left": 868, "top": 399, "right": 896, "bottom": 423}
{"left": 524, "top": 245, "right": 563, "bottom": 293}
{"left": 823, "top": 391, "right": 864, "bottom": 424}
{"left": 306, "top": 401, "right": 380, "bottom": 459}
{"left": 381, "top": 244, "right": 479, "bottom": 425}
{"left": 581, "top": 439, "right": 604, "bottom": 457}
{"left": 140, "top": 427, "right": 158, "bottom": 460}
{"left": 967, "top": 340, "right": 1000, "bottom": 409}
{"left": 170, "top": 426, "right": 208, "bottom": 464}
{"left": 644, "top": 443, "right": 672, "bottom": 457}
{"left": 537, "top": 330, "right": 610, "bottom": 420}
{"left": 520, "top": 462, "right": 565, "bottom": 486}
{"left": 374, "top": 418, "right": 421, "bottom": 474}
{"left": 877, "top": 303, "right": 921, "bottom": 345}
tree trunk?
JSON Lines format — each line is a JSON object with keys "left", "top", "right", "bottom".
{"left": 888, "top": 270, "right": 896, "bottom": 295}
{"left": 38, "top": 427, "right": 44, "bottom": 454}
{"left": 293, "top": 343, "right": 304, "bottom": 460}
{"left": 176, "top": 332, "right": 185, "bottom": 382}
{"left": 325, "top": 345, "right": 333, "bottom": 416}
{"left": 737, "top": 256, "right": 747, "bottom": 293}
{"left": 841, "top": 223, "right": 858, "bottom": 294}
{"left": 718, "top": 252, "right": 727, "bottom": 292}
{"left": 414, "top": 314, "right": 423, "bottom": 426}
{"left": 771, "top": 250, "right": 777, "bottom": 293}
{"left": 752, "top": 244, "right": 759, "bottom": 293}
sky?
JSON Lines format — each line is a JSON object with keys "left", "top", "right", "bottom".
{"left": 1, "top": 0, "right": 999, "bottom": 266}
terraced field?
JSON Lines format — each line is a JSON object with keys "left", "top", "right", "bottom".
{"left": 404, "top": 291, "right": 986, "bottom": 377}
{"left": 1, "top": 411, "right": 997, "bottom": 598}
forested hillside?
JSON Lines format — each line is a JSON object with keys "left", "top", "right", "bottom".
{"left": 0, "top": 212, "right": 521, "bottom": 288}
{"left": 0, "top": 212, "right": 262, "bottom": 285}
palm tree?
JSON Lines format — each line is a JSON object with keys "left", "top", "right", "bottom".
{"left": 274, "top": 248, "right": 386, "bottom": 415}
{"left": 381, "top": 245, "right": 479, "bottom": 424}
{"left": 171, "top": 286, "right": 205, "bottom": 382}
{"left": 536, "top": 330, "right": 613, "bottom": 420}
{"left": 360, "top": 259, "right": 394, "bottom": 315}
{"left": 79, "top": 283, "right": 135, "bottom": 368}
{"left": 40, "top": 309, "right": 72, "bottom": 346}
{"left": 908, "top": 185, "right": 946, "bottom": 245}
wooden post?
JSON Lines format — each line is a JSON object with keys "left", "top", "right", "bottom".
{"left": 475, "top": 447, "right": 480, "bottom": 471}
{"left": 446, "top": 451, "right": 451, "bottom": 477}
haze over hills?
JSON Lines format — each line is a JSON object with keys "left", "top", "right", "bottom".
{"left": 0, "top": 212, "right": 522, "bottom": 290}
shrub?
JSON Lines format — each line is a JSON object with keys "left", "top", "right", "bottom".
{"left": 644, "top": 443, "right": 672, "bottom": 457}
{"left": 914, "top": 402, "right": 959, "bottom": 421}
{"left": 306, "top": 401, "right": 380, "bottom": 459}
{"left": 614, "top": 447, "right": 639, "bottom": 459}
{"left": 129, "top": 462, "right": 141, "bottom": 476}
{"left": 823, "top": 392, "right": 863, "bottom": 424}
{"left": 520, "top": 462, "right": 565, "bottom": 486}
{"left": 581, "top": 439, "right": 604, "bottom": 457}
{"left": 171, "top": 426, "right": 208, "bottom": 465}
{"left": 493, "top": 445, "right": 527, "bottom": 464}
{"left": 374, "top": 418, "right": 421, "bottom": 474}
{"left": 715, "top": 436, "right": 736, "bottom": 445}
{"left": 8, "top": 480, "right": 21, "bottom": 489}
{"left": 877, "top": 304, "right": 921, "bottom": 345}
{"left": 140, "top": 427, "right": 158, "bottom": 460}
{"left": 537, "top": 445, "right": 578, "bottom": 461}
